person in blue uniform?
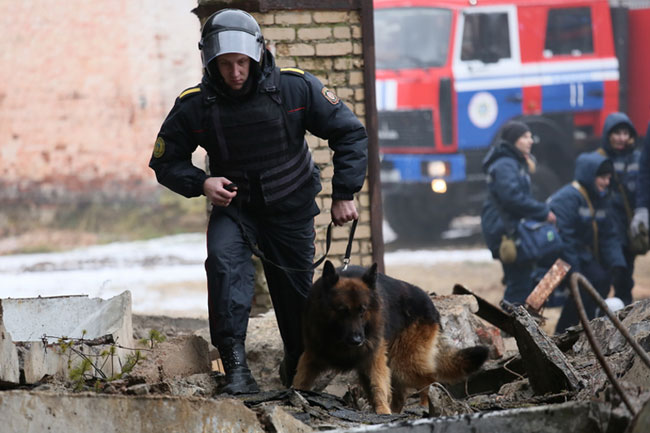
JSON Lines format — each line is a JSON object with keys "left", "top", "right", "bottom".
{"left": 149, "top": 9, "right": 367, "bottom": 394}
{"left": 480, "top": 121, "right": 556, "bottom": 309}
{"left": 548, "top": 151, "right": 626, "bottom": 333}
{"left": 598, "top": 113, "right": 641, "bottom": 305}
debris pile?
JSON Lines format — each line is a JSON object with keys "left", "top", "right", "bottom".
{"left": 2, "top": 286, "right": 650, "bottom": 432}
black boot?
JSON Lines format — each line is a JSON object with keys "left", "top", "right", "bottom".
{"left": 279, "top": 350, "right": 299, "bottom": 388}
{"left": 218, "top": 341, "right": 260, "bottom": 395}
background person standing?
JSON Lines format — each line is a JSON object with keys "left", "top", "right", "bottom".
{"left": 598, "top": 112, "right": 641, "bottom": 305}
{"left": 548, "top": 152, "right": 626, "bottom": 333}
{"left": 480, "top": 121, "right": 556, "bottom": 310}
{"left": 631, "top": 122, "right": 650, "bottom": 255}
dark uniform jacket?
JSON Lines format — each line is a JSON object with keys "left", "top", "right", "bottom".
{"left": 548, "top": 151, "right": 625, "bottom": 274}
{"left": 639, "top": 123, "right": 650, "bottom": 210}
{"left": 480, "top": 140, "right": 550, "bottom": 258}
{"left": 599, "top": 112, "right": 640, "bottom": 247}
{"left": 149, "top": 49, "right": 367, "bottom": 218}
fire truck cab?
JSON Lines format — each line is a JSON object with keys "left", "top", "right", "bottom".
{"left": 375, "top": 0, "right": 650, "bottom": 241}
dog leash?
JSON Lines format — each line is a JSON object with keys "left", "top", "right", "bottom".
{"left": 342, "top": 218, "right": 358, "bottom": 271}
{"left": 226, "top": 200, "right": 358, "bottom": 273}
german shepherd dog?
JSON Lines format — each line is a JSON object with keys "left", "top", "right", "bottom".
{"left": 292, "top": 261, "right": 489, "bottom": 414}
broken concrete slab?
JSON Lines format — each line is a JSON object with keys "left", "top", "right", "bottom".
{"left": 573, "top": 299, "right": 650, "bottom": 357}
{"left": 0, "top": 390, "right": 265, "bottom": 433}
{"left": 511, "top": 306, "right": 583, "bottom": 394}
{"left": 629, "top": 396, "right": 650, "bottom": 433}
{"left": 427, "top": 382, "right": 473, "bottom": 417}
{"left": 328, "top": 401, "right": 625, "bottom": 433}
{"left": 261, "top": 405, "right": 314, "bottom": 433}
{"left": 3, "top": 291, "right": 133, "bottom": 345}
{"left": 0, "top": 300, "right": 20, "bottom": 385}
{"left": 432, "top": 294, "right": 500, "bottom": 352}
{"left": 1, "top": 291, "right": 134, "bottom": 383}
{"left": 130, "top": 335, "right": 211, "bottom": 383}
{"left": 453, "top": 284, "right": 515, "bottom": 336}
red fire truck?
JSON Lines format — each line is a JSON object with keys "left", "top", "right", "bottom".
{"left": 375, "top": 0, "right": 650, "bottom": 241}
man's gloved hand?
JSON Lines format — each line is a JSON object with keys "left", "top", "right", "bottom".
{"left": 631, "top": 207, "right": 649, "bottom": 237}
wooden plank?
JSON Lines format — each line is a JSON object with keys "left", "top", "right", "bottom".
{"left": 525, "top": 259, "right": 571, "bottom": 312}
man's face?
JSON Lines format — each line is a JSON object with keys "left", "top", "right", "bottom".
{"left": 609, "top": 127, "right": 631, "bottom": 151}
{"left": 216, "top": 53, "right": 250, "bottom": 90}
{"left": 595, "top": 173, "right": 611, "bottom": 193}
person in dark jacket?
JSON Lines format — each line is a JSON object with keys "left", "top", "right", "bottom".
{"left": 631, "top": 122, "right": 650, "bottom": 253}
{"left": 548, "top": 151, "right": 626, "bottom": 333}
{"left": 598, "top": 112, "right": 641, "bottom": 305}
{"left": 481, "top": 121, "right": 556, "bottom": 308}
{"left": 149, "top": 9, "right": 367, "bottom": 394}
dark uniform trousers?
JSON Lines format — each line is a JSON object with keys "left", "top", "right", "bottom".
{"left": 205, "top": 204, "right": 315, "bottom": 361}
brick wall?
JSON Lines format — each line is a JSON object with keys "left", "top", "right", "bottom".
{"left": 0, "top": 0, "right": 202, "bottom": 203}
{"left": 249, "top": 8, "right": 372, "bottom": 267}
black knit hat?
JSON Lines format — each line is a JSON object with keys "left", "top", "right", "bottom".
{"left": 596, "top": 159, "right": 614, "bottom": 176}
{"left": 501, "top": 121, "right": 531, "bottom": 146}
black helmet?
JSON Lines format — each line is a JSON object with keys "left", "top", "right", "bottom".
{"left": 199, "top": 9, "right": 264, "bottom": 71}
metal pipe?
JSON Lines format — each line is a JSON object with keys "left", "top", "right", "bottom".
{"left": 569, "top": 273, "right": 639, "bottom": 415}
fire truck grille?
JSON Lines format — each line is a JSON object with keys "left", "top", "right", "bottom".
{"left": 377, "top": 110, "right": 435, "bottom": 149}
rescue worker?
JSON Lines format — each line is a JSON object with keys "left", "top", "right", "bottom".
{"left": 149, "top": 9, "right": 367, "bottom": 394}
{"left": 480, "top": 121, "right": 556, "bottom": 310}
{"left": 548, "top": 151, "right": 626, "bottom": 333}
{"left": 631, "top": 122, "right": 650, "bottom": 253}
{"left": 598, "top": 112, "right": 641, "bottom": 305}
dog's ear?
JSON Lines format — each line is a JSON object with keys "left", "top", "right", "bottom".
{"left": 322, "top": 260, "right": 339, "bottom": 288}
{"left": 362, "top": 263, "right": 378, "bottom": 289}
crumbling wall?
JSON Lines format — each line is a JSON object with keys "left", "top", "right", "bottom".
{"left": 0, "top": 0, "right": 201, "bottom": 205}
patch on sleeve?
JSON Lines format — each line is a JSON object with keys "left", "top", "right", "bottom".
{"left": 321, "top": 87, "right": 340, "bottom": 105}
{"left": 153, "top": 136, "right": 165, "bottom": 158}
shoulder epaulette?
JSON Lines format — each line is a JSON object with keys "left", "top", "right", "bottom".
{"left": 178, "top": 86, "right": 201, "bottom": 100}
{"left": 280, "top": 67, "right": 305, "bottom": 76}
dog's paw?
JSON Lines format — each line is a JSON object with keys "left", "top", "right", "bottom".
{"left": 375, "top": 404, "right": 391, "bottom": 415}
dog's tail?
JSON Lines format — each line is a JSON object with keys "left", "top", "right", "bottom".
{"left": 433, "top": 344, "right": 489, "bottom": 383}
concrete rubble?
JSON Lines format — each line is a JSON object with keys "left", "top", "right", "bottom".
{"left": 0, "top": 391, "right": 267, "bottom": 433}
{"left": 2, "top": 292, "right": 650, "bottom": 432}
{"left": 0, "top": 301, "right": 20, "bottom": 384}
{"left": 1, "top": 291, "right": 134, "bottom": 383}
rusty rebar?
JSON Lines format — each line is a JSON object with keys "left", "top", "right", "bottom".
{"left": 569, "top": 272, "right": 644, "bottom": 415}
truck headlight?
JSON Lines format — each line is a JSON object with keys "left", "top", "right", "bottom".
{"left": 431, "top": 179, "right": 447, "bottom": 194}
{"left": 426, "top": 161, "right": 449, "bottom": 177}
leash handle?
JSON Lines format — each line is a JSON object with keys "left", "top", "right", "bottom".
{"left": 342, "top": 218, "right": 358, "bottom": 271}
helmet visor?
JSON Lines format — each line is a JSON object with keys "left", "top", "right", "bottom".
{"left": 201, "top": 30, "right": 262, "bottom": 66}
